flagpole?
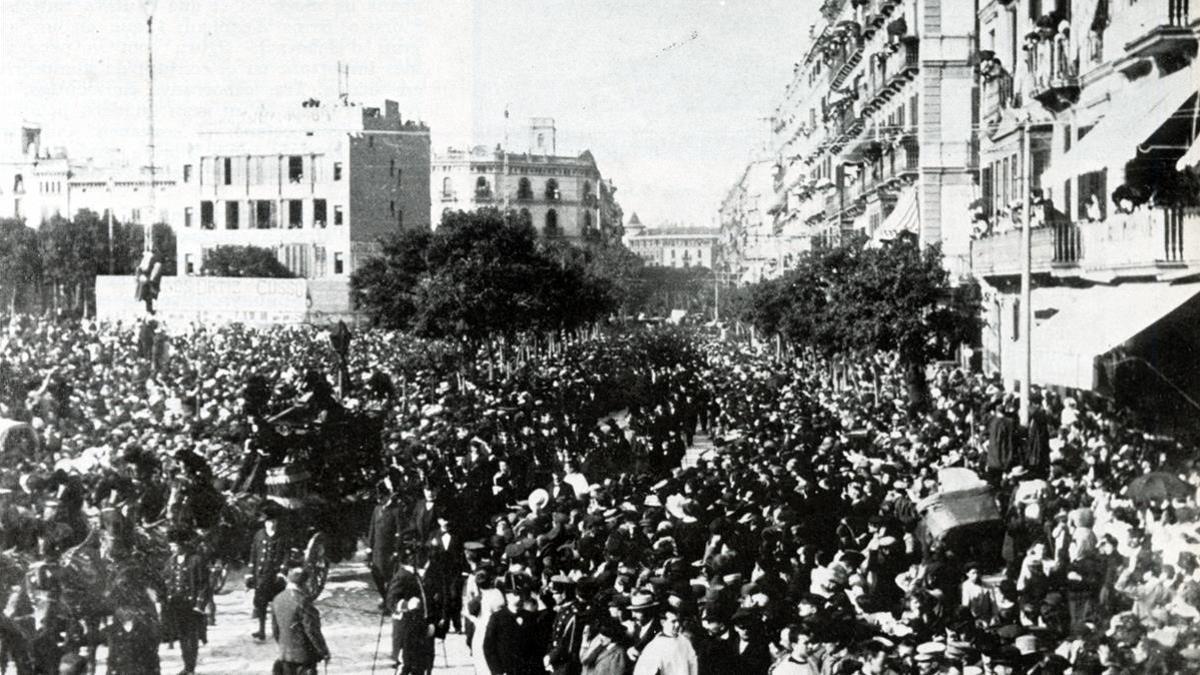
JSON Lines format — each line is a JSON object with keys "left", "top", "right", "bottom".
{"left": 502, "top": 105, "right": 511, "bottom": 213}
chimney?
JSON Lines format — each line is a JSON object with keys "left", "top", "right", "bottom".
{"left": 384, "top": 100, "right": 400, "bottom": 120}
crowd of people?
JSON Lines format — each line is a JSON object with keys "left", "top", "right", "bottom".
{"left": 0, "top": 313, "right": 1198, "bottom": 674}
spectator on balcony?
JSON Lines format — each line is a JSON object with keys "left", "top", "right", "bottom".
{"left": 1055, "top": 21, "right": 1072, "bottom": 79}
{"left": 1085, "top": 194, "right": 1103, "bottom": 223}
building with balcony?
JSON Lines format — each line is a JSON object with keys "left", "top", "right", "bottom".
{"left": 176, "top": 99, "right": 431, "bottom": 279}
{"left": 719, "top": 159, "right": 810, "bottom": 283}
{"left": 763, "top": 0, "right": 977, "bottom": 277}
{"left": 969, "top": 0, "right": 1200, "bottom": 428}
{"left": 626, "top": 222, "right": 719, "bottom": 269}
{"left": 0, "top": 124, "right": 76, "bottom": 224}
{"left": 430, "top": 119, "right": 612, "bottom": 240}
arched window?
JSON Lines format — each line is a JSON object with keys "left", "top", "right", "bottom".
{"left": 517, "top": 177, "right": 533, "bottom": 200}
{"left": 545, "top": 178, "right": 560, "bottom": 201}
{"left": 441, "top": 176, "right": 453, "bottom": 199}
{"left": 518, "top": 208, "right": 532, "bottom": 226}
{"left": 582, "top": 210, "right": 593, "bottom": 231}
{"left": 582, "top": 180, "right": 594, "bottom": 206}
{"left": 475, "top": 176, "right": 491, "bottom": 199}
{"left": 545, "top": 209, "right": 559, "bottom": 236}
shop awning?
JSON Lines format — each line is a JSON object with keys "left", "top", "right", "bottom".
{"left": 1031, "top": 282, "right": 1200, "bottom": 389}
{"left": 1177, "top": 134, "right": 1200, "bottom": 171}
{"left": 872, "top": 185, "right": 919, "bottom": 243}
{"left": 1041, "top": 65, "right": 1198, "bottom": 188}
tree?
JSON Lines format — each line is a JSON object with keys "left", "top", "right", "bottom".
{"left": 0, "top": 219, "right": 41, "bottom": 313}
{"left": 352, "top": 208, "right": 616, "bottom": 338}
{"left": 350, "top": 228, "right": 431, "bottom": 329}
{"left": 745, "top": 234, "right": 979, "bottom": 410}
{"left": 38, "top": 214, "right": 98, "bottom": 314}
{"left": 199, "top": 245, "right": 294, "bottom": 278}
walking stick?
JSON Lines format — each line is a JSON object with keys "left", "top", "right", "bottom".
{"left": 370, "top": 609, "right": 386, "bottom": 674}
{"left": 441, "top": 637, "right": 449, "bottom": 668}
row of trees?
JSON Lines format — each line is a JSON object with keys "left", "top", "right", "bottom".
{"left": 0, "top": 211, "right": 176, "bottom": 315}
{"left": 741, "top": 233, "right": 979, "bottom": 408}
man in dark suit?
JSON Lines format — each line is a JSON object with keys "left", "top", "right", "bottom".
{"left": 407, "top": 483, "right": 442, "bottom": 547}
{"left": 162, "top": 527, "right": 208, "bottom": 675}
{"left": 271, "top": 566, "right": 330, "bottom": 674}
{"left": 367, "top": 481, "right": 405, "bottom": 609}
{"left": 483, "top": 578, "right": 536, "bottom": 675}
{"left": 426, "top": 514, "right": 464, "bottom": 634}
{"left": 387, "top": 548, "right": 440, "bottom": 673}
{"left": 248, "top": 504, "right": 290, "bottom": 640}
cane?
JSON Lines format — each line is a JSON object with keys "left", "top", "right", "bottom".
{"left": 370, "top": 609, "right": 387, "bottom": 674}
{"left": 440, "top": 637, "right": 449, "bottom": 669}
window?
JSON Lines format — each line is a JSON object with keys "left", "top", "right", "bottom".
{"left": 183, "top": 164, "right": 193, "bottom": 183}
{"left": 288, "top": 156, "right": 303, "bottom": 183}
{"left": 518, "top": 208, "right": 531, "bottom": 226}
{"left": 334, "top": 205, "right": 344, "bottom": 225}
{"left": 184, "top": 207, "right": 194, "bottom": 228}
{"left": 442, "top": 177, "right": 453, "bottom": 199}
{"left": 397, "top": 209, "right": 403, "bottom": 228}
{"left": 333, "top": 162, "right": 343, "bottom": 181}
{"left": 288, "top": 200, "right": 303, "bottom": 228}
{"left": 518, "top": 177, "right": 533, "bottom": 200}
{"left": 254, "top": 200, "right": 276, "bottom": 229}
{"left": 475, "top": 176, "right": 492, "bottom": 199}
{"left": 396, "top": 169, "right": 402, "bottom": 187}
{"left": 200, "top": 201, "right": 214, "bottom": 229}
{"left": 185, "top": 254, "right": 195, "bottom": 275}
{"left": 223, "top": 157, "right": 233, "bottom": 186}
{"left": 583, "top": 210, "right": 593, "bottom": 231}
{"left": 314, "top": 199, "right": 327, "bottom": 228}
{"left": 389, "top": 200, "right": 396, "bottom": 215}
{"left": 131, "top": 208, "right": 141, "bottom": 224}
{"left": 225, "top": 201, "right": 239, "bottom": 229}
{"left": 545, "top": 178, "right": 560, "bottom": 201}
{"left": 212, "top": 157, "right": 222, "bottom": 185}
{"left": 390, "top": 158, "right": 396, "bottom": 176}
{"left": 545, "top": 209, "right": 559, "bottom": 236}
{"left": 333, "top": 252, "right": 344, "bottom": 275}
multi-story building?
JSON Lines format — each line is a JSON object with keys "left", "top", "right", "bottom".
{"left": 68, "top": 159, "right": 176, "bottom": 226}
{"left": 765, "top": 0, "right": 977, "bottom": 277}
{"left": 625, "top": 217, "right": 720, "bottom": 269}
{"left": 0, "top": 125, "right": 74, "bottom": 224}
{"left": 968, "top": 0, "right": 1200, "bottom": 426}
{"left": 176, "top": 99, "right": 430, "bottom": 278}
{"left": 430, "top": 119, "right": 612, "bottom": 240}
{"left": 719, "top": 158, "right": 810, "bottom": 283}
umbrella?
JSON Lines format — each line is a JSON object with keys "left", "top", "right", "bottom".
{"left": 1124, "top": 472, "right": 1196, "bottom": 503}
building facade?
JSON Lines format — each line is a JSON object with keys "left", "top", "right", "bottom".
{"left": 625, "top": 217, "right": 720, "bottom": 269}
{"left": 719, "top": 159, "right": 811, "bottom": 284}
{"left": 430, "top": 119, "right": 610, "bottom": 240}
{"left": 763, "top": 0, "right": 977, "bottom": 278}
{"left": 176, "top": 99, "right": 431, "bottom": 278}
{"left": 968, "top": 0, "right": 1200, "bottom": 425}
{"left": 0, "top": 125, "right": 74, "bottom": 224}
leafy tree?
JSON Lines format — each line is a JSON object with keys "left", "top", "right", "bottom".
{"left": 200, "top": 245, "right": 294, "bottom": 278}
{"left": 0, "top": 218, "right": 41, "bottom": 313}
{"left": 38, "top": 214, "right": 98, "bottom": 314}
{"left": 745, "top": 234, "right": 979, "bottom": 409}
{"left": 350, "top": 228, "right": 431, "bottom": 329}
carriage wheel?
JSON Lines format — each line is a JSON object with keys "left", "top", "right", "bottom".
{"left": 303, "top": 531, "right": 330, "bottom": 598}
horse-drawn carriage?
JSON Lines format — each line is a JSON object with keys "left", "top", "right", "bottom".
{"left": 914, "top": 468, "right": 1004, "bottom": 567}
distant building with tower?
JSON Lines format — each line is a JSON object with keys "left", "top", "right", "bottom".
{"left": 175, "top": 99, "right": 430, "bottom": 278}
{"left": 430, "top": 118, "right": 615, "bottom": 240}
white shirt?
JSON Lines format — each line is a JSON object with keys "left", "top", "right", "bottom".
{"left": 633, "top": 634, "right": 697, "bottom": 675}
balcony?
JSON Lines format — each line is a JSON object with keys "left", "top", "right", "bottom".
{"left": 1029, "top": 45, "right": 1080, "bottom": 112}
{"left": 1116, "top": 0, "right": 1199, "bottom": 71}
{"left": 970, "top": 207, "right": 1200, "bottom": 279}
{"left": 440, "top": 190, "right": 457, "bottom": 203}
{"left": 982, "top": 71, "right": 1014, "bottom": 126}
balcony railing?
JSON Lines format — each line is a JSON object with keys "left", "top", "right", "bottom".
{"left": 971, "top": 207, "right": 1200, "bottom": 278}
{"left": 1029, "top": 40, "right": 1080, "bottom": 111}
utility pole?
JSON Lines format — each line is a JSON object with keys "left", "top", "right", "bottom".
{"left": 106, "top": 176, "right": 114, "bottom": 273}
{"left": 502, "top": 105, "right": 510, "bottom": 213}
{"left": 1019, "top": 119, "right": 1033, "bottom": 425}
{"left": 143, "top": 0, "right": 158, "bottom": 254}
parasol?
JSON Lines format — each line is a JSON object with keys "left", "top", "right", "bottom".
{"left": 1124, "top": 472, "right": 1196, "bottom": 503}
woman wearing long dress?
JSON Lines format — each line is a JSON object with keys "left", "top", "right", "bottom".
{"left": 472, "top": 584, "right": 505, "bottom": 674}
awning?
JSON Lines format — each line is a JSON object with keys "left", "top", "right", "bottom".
{"left": 1031, "top": 282, "right": 1200, "bottom": 389}
{"left": 1177, "top": 134, "right": 1200, "bottom": 171}
{"left": 1041, "top": 65, "right": 1198, "bottom": 188}
{"left": 873, "top": 185, "right": 919, "bottom": 243}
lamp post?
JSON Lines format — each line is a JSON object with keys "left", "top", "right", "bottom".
{"left": 1019, "top": 118, "right": 1033, "bottom": 426}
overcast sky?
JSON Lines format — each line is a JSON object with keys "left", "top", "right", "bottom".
{"left": 0, "top": 0, "right": 815, "bottom": 226}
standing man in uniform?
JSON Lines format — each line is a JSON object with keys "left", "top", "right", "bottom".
{"left": 248, "top": 503, "right": 290, "bottom": 641}
{"left": 545, "top": 574, "right": 584, "bottom": 675}
{"left": 387, "top": 546, "right": 438, "bottom": 674}
{"left": 162, "top": 527, "right": 208, "bottom": 675}
{"left": 367, "top": 479, "right": 405, "bottom": 611}
{"left": 271, "top": 566, "right": 330, "bottom": 675}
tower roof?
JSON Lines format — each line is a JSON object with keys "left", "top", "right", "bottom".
{"left": 627, "top": 212, "right": 643, "bottom": 227}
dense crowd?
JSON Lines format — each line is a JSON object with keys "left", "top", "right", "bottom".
{"left": 0, "top": 314, "right": 1198, "bottom": 674}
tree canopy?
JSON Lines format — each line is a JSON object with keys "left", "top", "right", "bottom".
{"left": 743, "top": 233, "right": 979, "bottom": 408}
{"left": 352, "top": 208, "right": 617, "bottom": 339}
{"left": 200, "top": 245, "right": 295, "bottom": 278}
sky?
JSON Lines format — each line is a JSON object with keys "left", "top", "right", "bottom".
{"left": 0, "top": 0, "right": 816, "bottom": 227}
